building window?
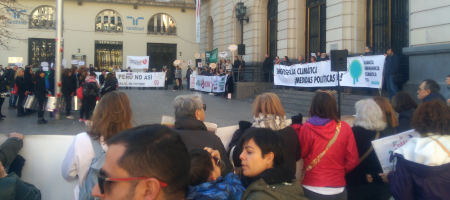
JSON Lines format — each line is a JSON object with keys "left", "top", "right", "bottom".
{"left": 267, "top": 0, "right": 278, "bottom": 58}
{"left": 95, "top": 10, "right": 123, "bottom": 32}
{"left": 148, "top": 13, "right": 176, "bottom": 35}
{"left": 306, "top": 0, "right": 326, "bottom": 59}
{"left": 95, "top": 40, "right": 123, "bottom": 70}
{"left": 29, "top": 6, "right": 55, "bottom": 29}
{"left": 366, "top": 0, "right": 409, "bottom": 54}
{"left": 28, "top": 38, "right": 55, "bottom": 66}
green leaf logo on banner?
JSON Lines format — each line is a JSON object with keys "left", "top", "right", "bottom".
{"left": 349, "top": 60, "right": 363, "bottom": 84}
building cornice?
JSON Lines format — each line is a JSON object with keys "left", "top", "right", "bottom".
{"left": 67, "top": 0, "right": 195, "bottom": 9}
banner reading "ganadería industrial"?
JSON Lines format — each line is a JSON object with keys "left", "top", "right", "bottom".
{"left": 274, "top": 55, "right": 386, "bottom": 88}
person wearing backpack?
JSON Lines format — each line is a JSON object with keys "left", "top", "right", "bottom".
{"left": 81, "top": 72, "right": 100, "bottom": 122}
{"left": 61, "top": 91, "right": 132, "bottom": 200}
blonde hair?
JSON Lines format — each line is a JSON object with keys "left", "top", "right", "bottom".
{"left": 88, "top": 91, "right": 133, "bottom": 141}
{"left": 14, "top": 68, "right": 24, "bottom": 79}
{"left": 373, "top": 96, "right": 399, "bottom": 128}
{"left": 252, "top": 92, "right": 285, "bottom": 117}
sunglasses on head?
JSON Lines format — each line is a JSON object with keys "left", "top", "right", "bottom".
{"left": 97, "top": 170, "right": 168, "bottom": 194}
{"left": 212, "top": 156, "right": 221, "bottom": 167}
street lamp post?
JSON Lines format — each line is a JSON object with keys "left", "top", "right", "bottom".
{"left": 55, "top": 0, "right": 63, "bottom": 120}
{"left": 235, "top": 2, "right": 249, "bottom": 54}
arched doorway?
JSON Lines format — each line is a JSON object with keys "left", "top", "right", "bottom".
{"left": 267, "top": 0, "right": 278, "bottom": 58}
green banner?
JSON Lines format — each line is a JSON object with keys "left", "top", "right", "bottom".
{"left": 209, "top": 48, "right": 218, "bottom": 63}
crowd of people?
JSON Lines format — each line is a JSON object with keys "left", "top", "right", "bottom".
{"left": 1, "top": 79, "right": 448, "bottom": 199}
{"left": 0, "top": 64, "right": 118, "bottom": 124}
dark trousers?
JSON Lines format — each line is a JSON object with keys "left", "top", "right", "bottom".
{"left": 347, "top": 183, "right": 390, "bottom": 200}
{"left": 81, "top": 96, "right": 96, "bottom": 120}
{"left": 0, "top": 97, "right": 4, "bottom": 115}
{"left": 37, "top": 96, "right": 46, "bottom": 119}
{"left": 17, "top": 94, "right": 25, "bottom": 115}
{"left": 186, "top": 78, "right": 190, "bottom": 89}
{"left": 64, "top": 94, "right": 72, "bottom": 116}
{"left": 303, "top": 187, "right": 348, "bottom": 200}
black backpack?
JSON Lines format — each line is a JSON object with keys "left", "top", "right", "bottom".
{"left": 83, "top": 82, "right": 99, "bottom": 97}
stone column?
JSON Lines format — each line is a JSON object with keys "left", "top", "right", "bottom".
{"left": 326, "top": 0, "right": 365, "bottom": 54}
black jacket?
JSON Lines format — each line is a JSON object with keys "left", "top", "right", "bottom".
{"left": 423, "top": 92, "right": 446, "bottom": 103}
{"left": 48, "top": 70, "right": 55, "bottom": 95}
{"left": 174, "top": 118, "right": 233, "bottom": 174}
{"left": 5, "top": 69, "right": 15, "bottom": 87}
{"left": 15, "top": 77, "right": 26, "bottom": 96}
{"left": 0, "top": 73, "right": 8, "bottom": 94}
{"left": 346, "top": 126, "right": 386, "bottom": 186}
{"left": 186, "top": 68, "right": 192, "bottom": 79}
{"left": 62, "top": 74, "right": 77, "bottom": 95}
{"left": 262, "top": 58, "right": 273, "bottom": 73}
{"left": 99, "top": 74, "right": 106, "bottom": 86}
{"left": 34, "top": 77, "right": 47, "bottom": 99}
{"left": 397, "top": 109, "right": 414, "bottom": 133}
{"left": 384, "top": 54, "right": 403, "bottom": 84}
{"left": 24, "top": 69, "right": 33, "bottom": 92}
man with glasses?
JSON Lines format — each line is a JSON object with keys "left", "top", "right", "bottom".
{"left": 172, "top": 94, "right": 233, "bottom": 175}
{"left": 417, "top": 79, "right": 445, "bottom": 103}
{"left": 91, "top": 125, "right": 190, "bottom": 200}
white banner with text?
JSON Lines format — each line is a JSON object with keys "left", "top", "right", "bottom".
{"left": 371, "top": 130, "right": 420, "bottom": 173}
{"left": 97, "top": 72, "right": 165, "bottom": 87}
{"left": 126, "top": 56, "right": 149, "bottom": 70}
{"left": 274, "top": 55, "right": 386, "bottom": 88}
{"left": 193, "top": 75, "right": 228, "bottom": 93}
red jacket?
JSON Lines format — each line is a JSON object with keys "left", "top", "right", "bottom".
{"left": 299, "top": 120, "right": 359, "bottom": 187}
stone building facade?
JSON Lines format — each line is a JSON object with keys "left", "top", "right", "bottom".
{"left": 1, "top": 0, "right": 199, "bottom": 72}
{"left": 199, "top": 0, "right": 450, "bottom": 94}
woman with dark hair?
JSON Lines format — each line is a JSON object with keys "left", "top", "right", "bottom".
{"left": 387, "top": 100, "right": 450, "bottom": 199}
{"left": 299, "top": 91, "right": 359, "bottom": 199}
{"left": 239, "top": 128, "right": 307, "bottom": 200}
{"left": 100, "top": 73, "right": 117, "bottom": 96}
{"left": 80, "top": 71, "right": 99, "bottom": 121}
{"left": 392, "top": 92, "right": 417, "bottom": 132}
{"left": 373, "top": 96, "right": 399, "bottom": 135}
{"left": 62, "top": 91, "right": 133, "bottom": 200}
{"left": 346, "top": 99, "right": 391, "bottom": 200}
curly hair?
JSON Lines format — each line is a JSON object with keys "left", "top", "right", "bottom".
{"left": 411, "top": 100, "right": 450, "bottom": 135}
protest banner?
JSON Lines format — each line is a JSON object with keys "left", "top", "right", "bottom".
{"left": 212, "top": 75, "right": 228, "bottom": 93}
{"left": 190, "top": 74, "right": 196, "bottom": 89}
{"left": 274, "top": 55, "right": 385, "bottom": 88}
{"left": 371, "top": 130, "right": 420, "bottom": 173}
{"left": 195, "top": 75, "right": 213, "bottom": 92}
{"left": 96, "top": 72, "right": 165, "bottom": 87}
{"left": 126, "top": 56, "right": 149, "bottom": 70}
{"left": 193, "top": 75, "right": 228, "bottom": 93}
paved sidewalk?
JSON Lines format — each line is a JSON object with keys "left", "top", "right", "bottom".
{"left": 0, "top": 89, "right": 254, "bottom": 135}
